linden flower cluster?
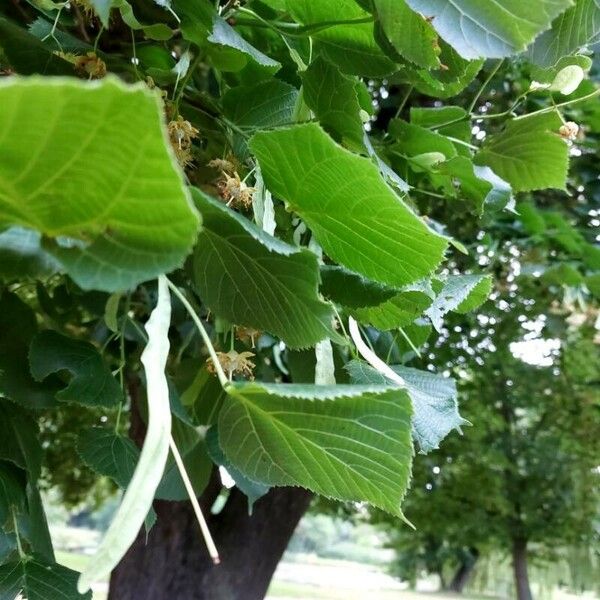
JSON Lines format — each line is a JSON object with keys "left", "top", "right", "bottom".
{"left": 207, "top": 350, "right": 256, "bottom": 379}
{"left": 218, "top": 172, "right": 255, "bottom": 208}
{"left": 208, "top": 158, "right": 255, "bottom": 208}
{"left": 168, "top": 116, "right": 199, "bottom": 167}
{"left": 559, "top": 121, "right": 579, "bottom": 141}
{"left": 54, "top": 51, "right": 106, "bottom": 79}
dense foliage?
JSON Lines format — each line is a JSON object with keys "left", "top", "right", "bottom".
{"left": 0, "top": 0, "right": 599, "bottom": 598}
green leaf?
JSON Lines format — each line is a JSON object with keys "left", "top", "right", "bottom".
{"left": 191, "top": 189, "right": 337, "bottom": 349}
{"left": 223, "top": 79, "right": 298, "bottom": 130}
{"left": 0, "top": 557, "right": 91, "bottom": 600}
{"left": 0, "top": 462, "right": 26, "bottom": 526}
{"left": 410, "top": 106, "right": 471, "bottom": 141}
{"left": 208, "top": 16, "right": 280, "bottom": 72}
{"left": 405, "top": 0, "right": 573, "bottom": 59}
{"left": 287, "top": 0, "right": 396, "bottom": 76}
{"left": 302, "top": 57, "right": 365, "bottom": 151}
{"left": 0, "top": 227, "right": 59, "bottom": 280}
{"left": 218, "top": 381, "right": 413, "bottom": 516}
{"left": 437, "top": 157, "right": 513, "bottom": 214}
{"left": 206, "top": 426, "right": 269, "bottom": 514}
{"left": 346, "top": 361, "right": 467, "bottom": 453}
{"left": 178, "top": 363, "right": 226, "bottom": 426}
{"left": 529, "top": 0, "right": 600, "bottom": 67}
{"left": 475, "top": 114, "right": 569, "bottom": 192}
{"left": 518, "top": 202, "right": 547, "bottom": 235}
{"left": 586, "top": 273, "right": 600, "bottom": 298}
{"left": 250, "top": 124, "right": 448, "bottom": 287}
{"left": 320, "top": 265, "right": 396, "bottom": 309}
{"left": 77, "top": 428, "right": 139, "bottom": 489}
{"left": 373, "top": 0, "right": 440, "bottom": 68}
{"left": 114, "top": 0, "right": 173, "bottom": 41}
{"left": 29, "top": 331, "right": 122, "bottom": 408}
{"left": 0, "top": 400, "right": 42, "bottom": 480}
{"left": 541, "top": 263, "right": 584, "bottom": 286}
{"left": 0, "top": 292, "right": 58, "bottom": 410}
{"left": 352, "top": 289, "right": 433, "bottom": 331}
{"left": 0, "top": 18, "right": 74, "bottom": 76}
{"left": 391, "top": 42, "right": 483, "bottom": 98}
{"left": 389, "top": 119, "right": 458, "bottom": 161}
{"left": 222, "top": 79, "right": 298, "bottom": 157}
{"left": 426, "top": 274, "right": 492, "bottom": 331}
{"left": 0, "top": 77, "right": 199, "bottom": 292}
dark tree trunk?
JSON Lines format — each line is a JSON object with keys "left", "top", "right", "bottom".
{"left": 512, "top": 538, "right": 533, "bottom": 600}
{"left": 449, "top": 549, "right": 479, "bottom": 593}
{"left": 108, "top": 474, "right": 312, "bottom": 600}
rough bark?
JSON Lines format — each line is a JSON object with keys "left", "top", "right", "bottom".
{"left": 108, "top": 477, "right": 312, "bottom": 600}
{"left": 448, "top": 548, "right": 479, "bottom": 593}
{"left": 512, "top": 538, "right": 533, "bottom": 600}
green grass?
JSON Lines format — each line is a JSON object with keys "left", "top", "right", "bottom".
{"left": 266, "top": 581, "right": 494, "bottom": 600}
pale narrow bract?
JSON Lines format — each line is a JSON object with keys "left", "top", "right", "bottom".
{"left": 78, "top": 276, "right": 172, "bottom": 593}
{"left": 348, "top": 316, "right": 406, "bottom": 388}
{"left": 315, "top": 339, "right": 336, "bottom": 385}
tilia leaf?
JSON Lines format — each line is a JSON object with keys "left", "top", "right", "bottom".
{"left": 250, "top": 124, "right": 447, "bottom": 287}
{"left": 191, "top": 189, "right": 337, "bottom": 349}
{"left": 218, "top": 381, "right": 413, "bottom": 517}
{"left": 0, "top": 77, "right": 199, "bottom": 292}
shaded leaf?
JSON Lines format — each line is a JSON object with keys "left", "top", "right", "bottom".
{"left": 0, "top": 462, "right": 26, "bottom": 526}
{"left": 0, "top": 18, "right": 73, "bottom": 76}
{"left": 208, "top": 16, "right": 280, "bottom": 72}
{"left": 302, "top": 56, "right": 365, "bottom": 151}
{"left": 206, "top": 426, "right": 269, "bottom": 514}
{"left": 0, "top": 227, "right": 59, "bottom": 280}
{"left": 352, "top": 289, "right": 433, "bottom": 331}
{"left": 29, "top": 331, "right": 122, "bottom": 408}
{"left": 0, "top": 292, "right": 58, "bottom": 410}
{"left": 0, "top": 400, "right": 42, "bottom": 480}
{"left": 192, "top": 189, "right": 337, "bottom": 349}
{"left": 77, "top": 428, "right": 139, "bottom": 489}
{"left": 0, "top": 557, "right": 91, "bottom": 600}
{"left": 288, "top": 0, "right": 396, "bottom": 76}
{"left": 218, "top": 381, "right": 413, "bottom": 516}
{"left": 320, "top": 265, "right": 396, "bottom": 309}
{"left": 346, "top": 360, "right": 467, "bottom": 453}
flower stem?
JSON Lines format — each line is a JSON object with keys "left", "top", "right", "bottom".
{"left": 165, "top": 279, "right": 228, "bottom": 388}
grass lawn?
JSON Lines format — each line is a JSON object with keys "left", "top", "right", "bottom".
{"left": 57, "top": 550, "right": 497, "bottom": 600}
{"left": 267, "top": 580, "right": 494, "bottom": 600}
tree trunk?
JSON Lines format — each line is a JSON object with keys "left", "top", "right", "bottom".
{"left": 449, "top": 549, "right": 479, "bottom": 593}
{"left": 108, "top": 473, "right": 312, "bottom": 600}
{"left": 512, "top": 538, "right": 533, "bottom": 600}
